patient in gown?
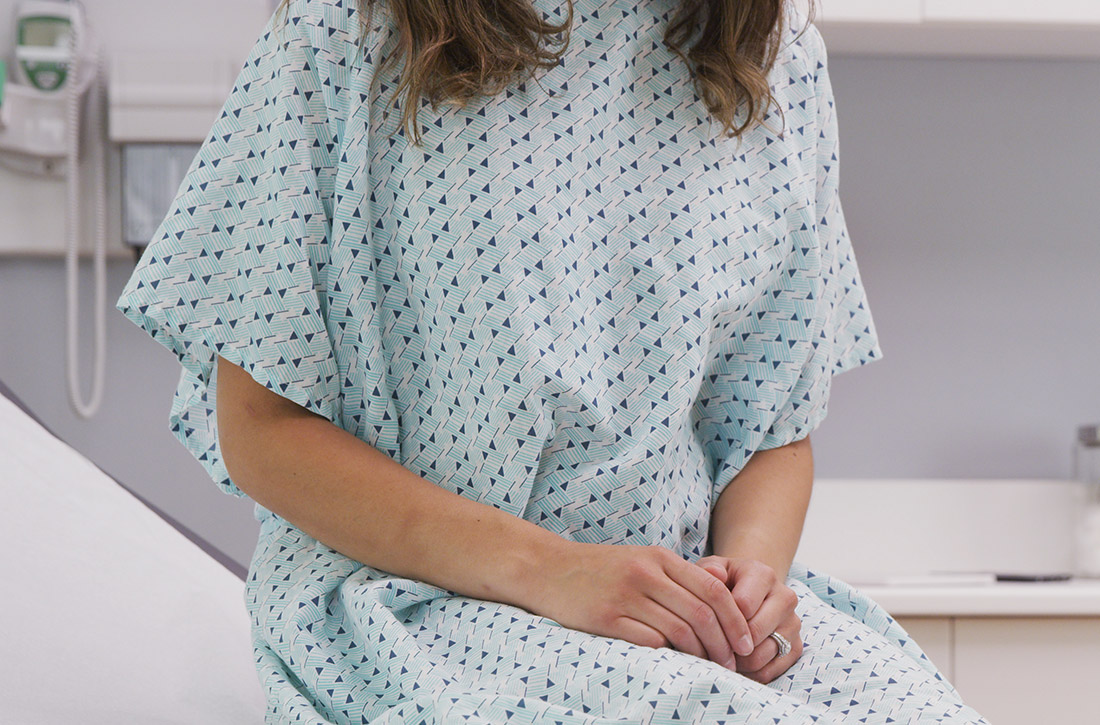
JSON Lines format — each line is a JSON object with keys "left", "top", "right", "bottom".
{"left": 116, "top": 0, "right": 990, "bottom": 722}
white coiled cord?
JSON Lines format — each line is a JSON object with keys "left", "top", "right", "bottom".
{"left": 64, "top": 3, "right": 107, "bottom": 419}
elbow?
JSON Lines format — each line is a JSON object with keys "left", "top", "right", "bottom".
{"left": 214, "top": 353, "right": 318, "bottom": 499}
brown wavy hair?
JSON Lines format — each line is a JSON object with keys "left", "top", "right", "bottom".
{"left": 277, "top": 0, "right": 815, "bottom": 147}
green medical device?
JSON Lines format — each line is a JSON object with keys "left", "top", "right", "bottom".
{"left": 15, "top": 0, "right": 77, "bottom": 92}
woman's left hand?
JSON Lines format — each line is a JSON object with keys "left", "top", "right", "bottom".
{"left": 695, "top": 556, "right": 803, "bottom": 684}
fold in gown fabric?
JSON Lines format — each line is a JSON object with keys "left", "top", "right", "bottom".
{"left": 116, "top": 0, "right": 988, "bottom": 722}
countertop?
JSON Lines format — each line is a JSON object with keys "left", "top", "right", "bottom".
{"left": 855, "top": 579, "right": 1100, "bottom": 617}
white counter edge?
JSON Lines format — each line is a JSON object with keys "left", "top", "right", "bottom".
{"left": 854, "top": 581, "right": 1100, "bottom": 617}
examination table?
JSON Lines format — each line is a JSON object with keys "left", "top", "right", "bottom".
{"left": 0, "top": 379, "right": 266, "bottom": 723}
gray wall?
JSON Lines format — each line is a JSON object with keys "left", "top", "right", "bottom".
{"left": 2, "top": 53, "right": 1099, "bottom": 572}
{"left": 0, "top": 260, "right": 261, "bottom": 568}
{"left": 821, "top": 54, "right": 1100, "bottom": 479}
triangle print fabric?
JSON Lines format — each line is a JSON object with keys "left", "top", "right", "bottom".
{"left": 116, "top": 0, "right": 988, "bottom": 723}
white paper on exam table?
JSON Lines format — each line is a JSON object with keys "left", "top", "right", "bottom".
{"left": 0, "top": 394, "right": 265, "bottom": 724}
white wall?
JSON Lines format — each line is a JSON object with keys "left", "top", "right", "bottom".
{"left": 1, "top": 1, "right": 1098, "bottom": 571}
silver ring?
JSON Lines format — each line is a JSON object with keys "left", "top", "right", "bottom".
{"left": 768, "top": 631, "right": 792, "bottom": 658}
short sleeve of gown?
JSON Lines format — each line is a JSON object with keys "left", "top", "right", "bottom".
{"left": 115, "top": 1, "right": 342, "bottom": 497}
{"left": 755, "top": 25, "right": 884, "bottom": 452}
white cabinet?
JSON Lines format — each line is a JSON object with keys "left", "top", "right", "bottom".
{"left": 894, "top": 615, "right": 1100, "bottom": 724}
{"left": 798, "top": 481, "right": 1100, "bottom": 723}
{"left": 808, "top": 0, "right": 1100, "bottom": 57}
{"left": 924, "top": 0, "right": 1100, "bottom": 24}
{"left": 954, "top": 617, "right": 1100, "bottom": 724}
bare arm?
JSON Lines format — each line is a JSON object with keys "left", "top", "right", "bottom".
{"left": 215, "top": 353, "right": 563, "bottom": 608}
{"left": 216, "top": 354, "right": 756, "bottom": 665}
{"left": 695, "top": 435, "right": 814, "bottom": 683}
{"left": 709, "top": 435, "right": 814, "bottom": 577}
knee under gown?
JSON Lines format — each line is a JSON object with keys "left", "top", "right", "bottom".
{"left": 116, "top": 1, "right": 989, "bottom": 722}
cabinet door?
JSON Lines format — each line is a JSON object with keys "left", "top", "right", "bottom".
{"left": 954, "top": 617, "right": 1100, "bottom": 725}
{"left": 924, "top": 1, "right": 1100, "bottom": 24}
{"left": 893, "top": 617, "right": 953, "bottom": 682}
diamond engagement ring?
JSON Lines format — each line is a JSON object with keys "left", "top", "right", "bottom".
{"left": 768, "top": 631, "right": 792, "bottom": 658}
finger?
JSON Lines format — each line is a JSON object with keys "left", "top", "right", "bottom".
{"left": 740, "top": 625, "right": 803, "bottom": 684}
{"left": 694, "top": 556, "right": 732, "bottom": 587}
{"left": 742, "top": 585, "right": 798, "bottom": 656}
{"left": 728, "top": 563, "right": 777, "bottom": 629}
{"left": 737, "top": 626, "right": 781, "bottom": 673}
{"left": 610, "top": 616, "right": 670, "bottom": 651}
{"left": 627, "top": 597, "right": 708, "bottom": 661}
{"left": 662, "top": 558, "right": 753, "bottom": 658}
{"left": 642, "top": 586, "right": 731, "bottom": 665}
{"left": 695, "top": 556, "right": 731, "bottom": 581}
{"left": 738, "top": 611, "right": 802, "bottom": 679}
{"left": 739, "top": 616, "right": 800, "bottom": 682}
{"left": 699, "top": 562, "right": 727, "bottom": 581}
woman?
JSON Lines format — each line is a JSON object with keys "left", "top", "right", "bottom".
{"left": 116, "top": 0, "right": 989, "bottom": 722}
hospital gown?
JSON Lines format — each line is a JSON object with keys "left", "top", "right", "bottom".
{"left": 116, "top": 0, "right": 989, "bottom": 722}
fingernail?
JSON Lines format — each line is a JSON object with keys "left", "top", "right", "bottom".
{"left": 738, "top": 635, "right": 754, "bottom": 655}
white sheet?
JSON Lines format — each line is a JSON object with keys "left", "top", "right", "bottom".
{"left": 0, "top": 395, "right": 266, "bottom": 723}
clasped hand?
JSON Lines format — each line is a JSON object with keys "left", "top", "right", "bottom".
{"left": 538, "top": 544, "right": 802, "bottom": 684}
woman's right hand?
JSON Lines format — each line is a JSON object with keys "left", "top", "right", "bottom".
{"left": 530, "top": 542, "right": 756, "bottom": 669}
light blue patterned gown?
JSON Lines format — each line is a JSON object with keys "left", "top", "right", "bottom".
{"left": 116, "top": 1, "right": 990, "bottom": 722}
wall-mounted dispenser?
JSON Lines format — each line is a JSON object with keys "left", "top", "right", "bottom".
{"left": 0, "top": 0, "right": 108, "bottom": 419}
{"left": 1, "top": 0, "right": 83, "bottom": 174}
{"left": 120, "top": 143, "right": 199, "bottom": 259}
{"left": 108, "top": 51, "right": 238, "bottom": 258}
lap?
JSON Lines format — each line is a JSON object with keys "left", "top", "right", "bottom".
{"left": 770, "top": 578, "right": 988, "bottom": 723}
{"left": 246, "top": 515, "right": 988, "bottom": 724}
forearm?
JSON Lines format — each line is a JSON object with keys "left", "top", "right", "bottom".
{"left": 217, "top": 357, "right": 761, "bottom": 663}
{"left": 709, "top": 435, "right": 814, "bottom": 577}
{"left": 217, "top": 370, "right": 567, "bottom": 610}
